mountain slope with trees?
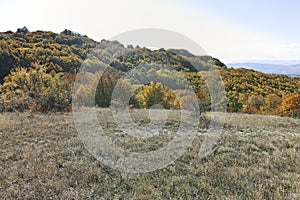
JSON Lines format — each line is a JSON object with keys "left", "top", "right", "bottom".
{"left": 0, "top": 28, "right": 299, "bottom": 117}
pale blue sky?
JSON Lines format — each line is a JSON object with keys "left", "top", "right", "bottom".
{"left": 182, "top": 0, "right": 300, "bottom": 43}
{"left": 0, "top": 0, "right": 299, "bottom": 62}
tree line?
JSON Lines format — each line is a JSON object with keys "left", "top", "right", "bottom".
{"left": 0, "top": 28, "right": 299, "bottom": 117}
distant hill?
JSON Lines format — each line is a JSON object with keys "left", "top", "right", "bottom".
{"left": 227, "top": 62, "right": 300, "bottom": 76}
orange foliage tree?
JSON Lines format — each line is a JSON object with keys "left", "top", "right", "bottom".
{"left": 280, "top": 94, "right": 300, "bottom": 117}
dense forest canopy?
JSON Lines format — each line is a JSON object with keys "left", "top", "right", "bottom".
{"left": 0, "top": 28, "right": 98, "bottom": 83}
{"left": 0, "top": 27, "right": 299, "bottom": 117}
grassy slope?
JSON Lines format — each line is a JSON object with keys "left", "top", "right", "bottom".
{"left": 0, "top": 110, "right": 299, "bottom": 199}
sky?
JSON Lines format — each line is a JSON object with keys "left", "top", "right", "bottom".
{"left": 1, "top": 0, "right": 300, "bottom": 63}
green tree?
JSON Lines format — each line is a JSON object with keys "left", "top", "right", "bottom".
{"left": 95, "top": 71, "right": 121, "bottom": 107}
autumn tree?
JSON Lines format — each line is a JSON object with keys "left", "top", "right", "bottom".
{"left": 0, "top": 63, "right": 72, "bottom": 111}
{"left": 280, "top": 94, "right": 300, "bottom": 118}
{"left": 246, "top": 94, "right": 264, "bottom": 113}
{"left": 133, "top": 82, "right": 179, "bottom": 109}
{"left": 263, "top": 94, "right": 282, "bottom": 114}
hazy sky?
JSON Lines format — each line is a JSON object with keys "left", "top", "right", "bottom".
{"left": 1, "top": 0, "right": 299, "bottom": 62}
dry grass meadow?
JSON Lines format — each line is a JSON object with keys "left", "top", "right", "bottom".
{"left": 0, "top": 109, "right": 299, "bottom": 199}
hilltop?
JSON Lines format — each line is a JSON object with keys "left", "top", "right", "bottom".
{"left": 0, "top": 28, "right": 299, "bottom": 116}
{"left": 0, "top": 28, "right": 98, "bottom": 83}
{"left": 0, "top": 28, "right": 224, "bottom": 83}
{"left": 0, "top": 28, "right": 299, "bottom": 200}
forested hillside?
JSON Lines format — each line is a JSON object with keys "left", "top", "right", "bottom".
{"left": 0, "top": 28, "right": 299, "bottom": 117}
{"left": 0, "top": 27, "right": 98, "bottom": 83}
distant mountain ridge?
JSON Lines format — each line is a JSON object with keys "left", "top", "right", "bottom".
{"left": 227, "top": 62, "right": 300, "bottom": 76}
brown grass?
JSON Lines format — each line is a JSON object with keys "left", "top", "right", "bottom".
{"left": 0, "top": 109, "right": 299, "bottom": 199}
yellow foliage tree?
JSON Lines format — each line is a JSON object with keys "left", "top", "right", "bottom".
{"left": 0, "top": 63, "right": 72, "bottom": 111}
{"left": 133, "top": 82, "right": 179, "bottom": 109}
{"left": 263, "top": 94, "right": 282, "bottom": 114}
